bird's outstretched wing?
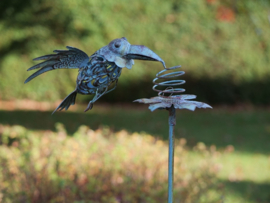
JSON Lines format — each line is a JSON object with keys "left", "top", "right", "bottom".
{"left": 25, "top": 46, "right": 89, "bottom": 83}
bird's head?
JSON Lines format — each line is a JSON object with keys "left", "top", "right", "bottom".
{"left": 97, "top": 37, "right": 166, "bottom": 69}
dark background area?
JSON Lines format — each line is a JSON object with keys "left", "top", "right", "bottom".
{"left": 0, "top": 0, "right": 270, "bottom": 105}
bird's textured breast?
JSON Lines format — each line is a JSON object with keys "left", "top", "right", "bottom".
{"left": 76, "top": 55, "right": 122, "bottom": 95}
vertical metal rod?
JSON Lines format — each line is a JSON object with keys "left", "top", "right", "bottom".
{"left": 168, "top": 105, "right": 176, "bottom": 203}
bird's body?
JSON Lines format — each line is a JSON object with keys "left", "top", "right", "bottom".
{"left": 77, "top": 55, "right": 121, "bottom": 95}
{"left": 25, "top": 37, "right": 165, "bottom": 113}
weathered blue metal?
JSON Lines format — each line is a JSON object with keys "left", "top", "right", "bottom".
{"left": 25, "top": 37, "right": 166, "bottom": 113}
{"left": 25, "top": 36, "right": 212, "bottom": 203}
{"left": 135, "top": 65, "right": 212, "bottom": 203}
{"left": 134, "top": 66, "right": 212, "bottom": 112}
{"left": 168, "top": 105, "right": 176, "bottom": 203}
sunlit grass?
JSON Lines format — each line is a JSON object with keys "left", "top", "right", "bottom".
{"left": 218, "top": 152, "right": 270, "bottom": 182}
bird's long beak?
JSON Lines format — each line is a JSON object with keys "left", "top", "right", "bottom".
{"left": 123, "top": 45, "right": 166, "bottom": 68}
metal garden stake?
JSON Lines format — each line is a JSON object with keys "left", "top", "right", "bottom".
{"left": 25, "top": 37, "right": 212, "bottom": 203}
{"left": 135, "top": 66, "right": 212, "bottom": 203}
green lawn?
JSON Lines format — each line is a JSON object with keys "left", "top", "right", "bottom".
{"left": 0, "top": 105, "right": 269, "bottom": 202}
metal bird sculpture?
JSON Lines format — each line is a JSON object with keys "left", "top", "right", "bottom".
{"left": 25, "top": 37, "right": 166, "bottom": 113}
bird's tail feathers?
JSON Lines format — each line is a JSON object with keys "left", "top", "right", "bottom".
{"left": 52, "top": 90, "right": 77, "bottom": 114}
{"left": 25, "top": 46, "right": 89, "bottom": 83}
{"left": 24, "top": 66, "right": 55, "bottom": 83}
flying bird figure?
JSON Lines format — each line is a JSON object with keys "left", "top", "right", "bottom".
{"left": 25, "top": 37, "right": 166, "bottom": 113}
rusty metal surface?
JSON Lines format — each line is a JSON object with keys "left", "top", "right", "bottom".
{"left": 25, "top": 37, "right": 166, "bottom": 113}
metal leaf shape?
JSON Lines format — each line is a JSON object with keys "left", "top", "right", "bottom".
{"left": 134, "top": 95, "right": 212, "bottom": 112}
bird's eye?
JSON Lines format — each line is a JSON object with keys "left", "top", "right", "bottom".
{"left": 114, "top": 42, "right": 121, "bottom": 48}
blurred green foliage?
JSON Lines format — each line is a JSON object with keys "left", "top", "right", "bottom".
{"left": 0, "top": 124, "right": 221, "bottom": 202}
{"left": 0, "top": 0, "right": 269, "bottom": 104}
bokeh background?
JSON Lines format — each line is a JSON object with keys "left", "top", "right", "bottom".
{"left": 0, "top": 0, "right": 270, "bottom": 202}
